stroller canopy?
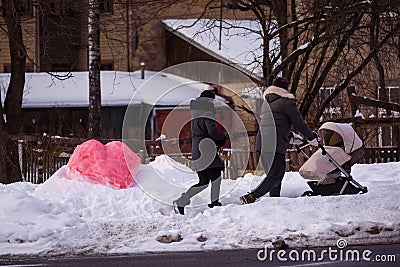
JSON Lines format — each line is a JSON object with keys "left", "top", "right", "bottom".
{"left": 318, "top": 122, "right": 363, "bottom": 154}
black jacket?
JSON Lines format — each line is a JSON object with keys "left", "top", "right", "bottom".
{"left": 255, "top": 86, "right": 314, "bottom": 155}
{"left": 190, "top": 98, "right": 226, "bottom": 172}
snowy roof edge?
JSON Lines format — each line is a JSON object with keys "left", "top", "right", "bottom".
{"left": 162, "top": 20, "right": 263, "bottom": 81}
{"left": 0, "top": 71, "right": 222, "bottom": 108}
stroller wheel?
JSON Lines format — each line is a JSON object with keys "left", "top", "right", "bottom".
{"left": 302, "top": 191, "right": 317, "bottom": 197}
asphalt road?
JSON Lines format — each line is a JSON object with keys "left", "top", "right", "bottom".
{"left": 0, "top": 243, "right": 399, "bottom": 267}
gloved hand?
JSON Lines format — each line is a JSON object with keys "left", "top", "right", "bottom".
{"left": 308, "top": 132, "right": 320, "bottom": 146}
{"left": 214, "top": 135, "right": 227, "bottom": 147}
{"left": 289, "top": 132, "right": 304, "bottom": 145}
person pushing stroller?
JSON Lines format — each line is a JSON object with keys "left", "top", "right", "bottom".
{"left": 240, "top": 77, "right": 319, "bottom": 204}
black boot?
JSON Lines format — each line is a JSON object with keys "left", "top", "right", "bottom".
{"left": 208, "top": 201, "right": 222, "bottom": 208}
{"left": 240, "top": 193, "right": 257, "bottom": 204}
{"left": 251, "top": 177, "right": 282, "bottom": 199}
{"left": 173, "top": 185, "right": 207, "bottom": 215}
{"left": 173, "top": 200, "right": 185, "bottom": 215}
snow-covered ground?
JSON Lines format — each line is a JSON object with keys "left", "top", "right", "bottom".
{"left": 0, "top": 155, "right": 399, "bottom": 256}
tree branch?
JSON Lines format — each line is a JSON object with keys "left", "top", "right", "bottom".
{"left": 313, "top": 21, "right": 400, "bottom": 125}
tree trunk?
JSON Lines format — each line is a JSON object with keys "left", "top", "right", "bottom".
{"left": 0, "top": 137, "right": 21, "bottom": 184}
{"left": 370, "top": 5, "right": 391, "bottom": 116}
{"left": 4, "top": 0, "right": 26, "bottom": 134}
{"left": 0, "top": 0, "right": 25, "bottom": 184}
{"left": 0, "top": 122, "right": 8, "bottom": 183}
{"left": 88, "top": 0, "right": 102, "bottom": 138}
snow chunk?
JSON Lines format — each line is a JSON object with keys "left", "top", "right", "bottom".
{"left": 354, "top": 109, "right": 365, "bottom": 119}
{"left": 0, "top": 191, "right": 86, "bottom": 254}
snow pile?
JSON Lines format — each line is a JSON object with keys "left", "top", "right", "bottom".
{"left": 354, "top": 109, "right": 365, "bottom": 119}
{"left": 0, "top": 183, "right": 86, "bottom": 255}
{"left": 67, "top": 140, "right": 140, "bottom": 189}
{"left": 0, "top": 155, "right": 399, "bottom": 255}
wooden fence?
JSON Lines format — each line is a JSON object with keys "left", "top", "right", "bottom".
{"left": 16, "top": 136, "right": 77, "bottom": 183}
{"left": 20, "top": 141, "right": 71, "bottom": 183}
{"left": 362, "top": 147, "right": 399, "bottom": 163}
{"left": 9, "top": 135, "right": 400, "bottom": 184}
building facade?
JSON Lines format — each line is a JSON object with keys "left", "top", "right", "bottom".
{"left": 0, "top": 0, "right": 399, "bottom": 150}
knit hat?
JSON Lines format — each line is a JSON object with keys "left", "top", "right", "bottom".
{"left": 272, "top": 77, "right": 289, "bottom": 90}
{"left": 200, "top": 90, "right": 216, "bottom": 99}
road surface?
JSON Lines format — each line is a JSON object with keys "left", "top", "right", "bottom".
{"left": 0, "top": 243, "right": 399, "bottom": 266}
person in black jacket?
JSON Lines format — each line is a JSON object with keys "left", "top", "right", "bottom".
{"left": 173, "top": 90, "right": 226, "bottom": 215}
{"left": 240, "top": 77, "right": 319, "bottom": 204}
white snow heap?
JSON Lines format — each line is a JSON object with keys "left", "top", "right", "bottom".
{"left": 354, "top": 109, "right": 365, "bottom": 119}
{"left": 0, "top": 156, "right": 399, "bottom": 255}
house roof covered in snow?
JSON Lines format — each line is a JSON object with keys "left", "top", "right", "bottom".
{"left": 0, "top": 71, "right": 225, "bottom": 108}
{"left": 163, "top": 19, "right": 278, "bottom": 80}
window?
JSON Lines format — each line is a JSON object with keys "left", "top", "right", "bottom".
{"left": 48, "top": 0, "right": 76, "bottom": 17}
{"left": 3, "top": 64, "right": 33, "bottom": 73}
{"left": 63, "top": 1, "right": 77, "bottom": 17}
{"left": 3, "top": 65, "right": 11, "bottom": 73}
{"left": 319, "top": 87, "right": 342, "bottom": 120}
{"left": 378, "top": 87, "right": 400, "bottom": 106}
{"left": 51, "top": 63, "right": 73, "bottom": 72}
{"left": 0, "top": 0, "right": 4, "bottom": 17}
{"left": 18, "top": 0, "right": 33, "bottom": 17}
{"left": 25, "top": 64, "right": 33, "bottom": 73}
{"left": 49, "top": 1, "right": 60, "bottom": 15}
{"left": 377, "top": 86, "right": 400, "bottom": 147}
{"left": 1, "top": 0, "right": 32, "bottom": 17}
{"left": 100, "top": 0, "right": 113, "bottom": 14}
{"left": 101, "top": 62, "right": 114, "bottom": 71}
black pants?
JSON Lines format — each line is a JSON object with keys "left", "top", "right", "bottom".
{"left": 177, "top": 168, "right": 222, "bottom": 206}
{"left": 252, "top": 153, "right": 286, "bottom": 198}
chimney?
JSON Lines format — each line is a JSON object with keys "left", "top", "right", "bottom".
{"left": 140, "top": 62, "right": 145, "bottom": 79}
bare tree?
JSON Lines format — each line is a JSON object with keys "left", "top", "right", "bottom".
{"left": 3, "top": 0, "right": 26, "bottom": 134}
{"left": 88, "top": 0, "right": 102, "bottom": 138}
{"left": 0, "top": 0, "right": 26, "bottom": 183}
{"left": 202, "top": 0, "right": 400, "bottom": 125}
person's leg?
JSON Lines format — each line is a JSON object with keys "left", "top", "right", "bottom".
{"left": 176, "top": 170, "right": 209, "bottom": 207}
{"left": 251, "top": 153, "right": 286, "bottom": 198}
{"left": 256, "top": 151, "right": 282, "bottom": 197}
{"left": 209, "top": 168, "right": 222, "bottom": 206}
{"left": 269, "top": 183, "right": 282, "bottom": 197}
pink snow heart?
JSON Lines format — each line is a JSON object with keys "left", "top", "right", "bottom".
{"left": 67, "top": 139, "right": 141, "bottom": 189}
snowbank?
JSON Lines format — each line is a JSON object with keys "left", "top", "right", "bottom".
{"left": 0, "top": 156, "right": 399, "bottom": 255}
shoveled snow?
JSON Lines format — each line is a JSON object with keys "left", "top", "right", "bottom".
{"left": 0, "top": 155, "right": 399, "bottom": 255}
{"left": 354, "top": 109, "right": 365, "bottom": 119}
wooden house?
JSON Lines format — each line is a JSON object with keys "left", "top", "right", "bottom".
{"left": 0, "top": 71, "right": 231, "bottom": 147}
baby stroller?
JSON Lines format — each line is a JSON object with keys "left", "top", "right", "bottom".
{"left": 294, "top": 122, "right": 368, "bottom": 196}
